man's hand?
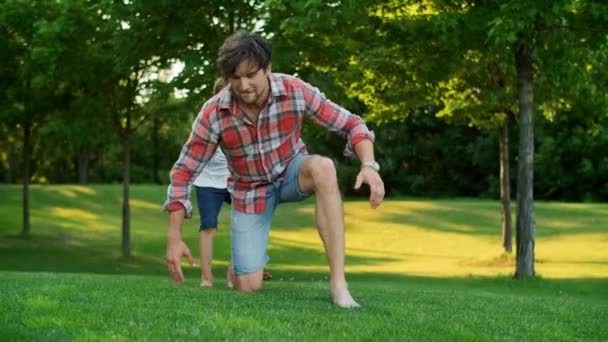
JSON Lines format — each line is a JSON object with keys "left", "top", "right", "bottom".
{"left": 354, "top": 167, "right": 385, "bottom": 209}
{"left": 165, "top": 238, "right": 194, "bottom": 283}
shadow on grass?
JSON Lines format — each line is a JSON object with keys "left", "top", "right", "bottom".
{"left": 0, "top": 233, "right": 167, "bottom": 276}
{"left": 0, "top": 231, "right": 400, "bottom": 277}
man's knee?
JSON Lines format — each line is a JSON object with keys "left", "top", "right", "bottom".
{"left": 308, "top": 156, "right": 337, "bottom": 188}
{"left": 235, "top": 275, "right": 263, "bottom": 292}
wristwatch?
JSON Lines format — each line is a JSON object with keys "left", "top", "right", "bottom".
{"left": 362, "top": 160, "right": 380, "bottom": 172}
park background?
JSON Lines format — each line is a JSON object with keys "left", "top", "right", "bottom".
{"left": 1, "top": 0, "right": 607, "bottom": 340}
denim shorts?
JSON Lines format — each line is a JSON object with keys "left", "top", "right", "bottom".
{"left": 231, "top": 153, "right": 312, "bottom": 275}
{"left": 195, "top": 186, "right": 231, "bottom": 231}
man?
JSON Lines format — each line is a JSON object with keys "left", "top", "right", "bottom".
{"left": 193, "top": 78, "right": 272, "bottom": 288}
{"left": 164, "top": 31, "right": 384, "bottom": 308}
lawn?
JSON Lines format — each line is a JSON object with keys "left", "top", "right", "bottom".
{"left": 1, "top": 185, "right": 607, "bottom": 340}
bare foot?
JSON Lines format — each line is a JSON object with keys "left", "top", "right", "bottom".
{"left": 200, "top": 279, "right": 213, "bottom": 288}
{"left": 331, "top": 285, "right": 361, "bottom": 309}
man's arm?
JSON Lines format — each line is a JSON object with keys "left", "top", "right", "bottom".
{"left": 299, "top": 79, "right": 384, "bottom": 208}
{"left": 164, "top": 103, "right": 221, "bottom": 283}
{"left": 163, "top": 103, "right": 221, "bottom": 218}
{"left": 300, "top": 80, "right": 374, "bottom": 158}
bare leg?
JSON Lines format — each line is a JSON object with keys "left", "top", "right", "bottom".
{"left": 298, "top": 156, "right": 360, "bottom": 308}
{"left": 226, "top": 261, "right": 234, "bottom": 289}
{"left": 199, "top": 228, "right": 216, "bottom": 287}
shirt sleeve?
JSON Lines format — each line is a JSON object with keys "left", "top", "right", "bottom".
{"left": 162, "top": 103, "right": 221, "bottom": 218}
{"left": 301, "top": 81, "right": 375, "bottom": 158}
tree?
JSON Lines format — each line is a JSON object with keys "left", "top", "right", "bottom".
{"left": 487, "top": 0, "right": 608, "bottom": 277}
{"left": 266, "top": 0, "right": 517, "bottom": 252}
{"left": 96, "top": 0, "right": 264, "bottom": 257}
{"left": 265, "top": 0, "right": 608, "bottom": 277}
{"left": 32, "top": 0, "right": 115, "bottom": 184}
{"left": 0, "top": 0, "right": 63, "bottom": 236}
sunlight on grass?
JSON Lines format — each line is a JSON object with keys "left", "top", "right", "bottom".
{"left": 50, "top": 207, "right": 98, "bottom": 221}
{"left": 536, "top": 233, "right": 608, "bottom": 275}
{"left": 47, "top": 207, "right": 114, "bottom": 233}
{"left": 130, "top": 199, "right": 161, "bottom": 210}
{"left": 41, "top": 185, "right": 97, "bottom": 198}
{"left": 542, "top": 220, "right": 581, "bottom": 229}
{"left": 270, "top": 200, "right": 608, "bottom": 279}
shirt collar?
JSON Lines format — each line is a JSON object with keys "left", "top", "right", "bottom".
{"left": 218, "top": 73, "right": 286, "bottom": 110}
{"left": 268, "top": 73, "right": 286, "bottom": 99}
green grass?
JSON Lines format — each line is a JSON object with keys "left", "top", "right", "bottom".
{"left": 1, "top": 185, "right": 607, "bottom": 340}
{"left": 2, "top": 272, "right": 607, "bottom": 341}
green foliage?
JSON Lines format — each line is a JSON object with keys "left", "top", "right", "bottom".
{"left": 0, "top": 0, "right": 606, "bottom": 201}
{"left": 313, "top": 110, "right": 505, "bottom": 198}
{"left": 536, "top": 107, "right": 608, "bottom": 201}
{"left": 264, "top": 0, "right": 608, "bottom": 202}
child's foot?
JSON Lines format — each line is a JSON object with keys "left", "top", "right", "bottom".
{"left": 200, "top": 279, "right": 213, "bottom": 287}
{"left": 331, "top": 281, "right": 361, "bottom": 309}
{"left": 331, "top": 287, "right": 360, "bottom": 308}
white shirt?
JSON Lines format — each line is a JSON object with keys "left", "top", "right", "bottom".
{"left": 193, "top": 148, "right": 229, "bottom": 189}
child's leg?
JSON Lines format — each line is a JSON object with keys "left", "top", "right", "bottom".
{"left": 200, "top": 228, "right": 217, "bottom": 287}
{"left": 226, "top": 260, "right": 234, "bottom": 289}
{"left": 196, "top": 186, "right": 226, "bottom": 287}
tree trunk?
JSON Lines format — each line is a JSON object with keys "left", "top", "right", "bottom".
{"left": 7, "top": 142, "right": 16, "bottom": 184}
{"left": 98, "top": 147, "right": 106, "bottom": 182}
{"left": 21, "top": 116, "right": 31, "bottom": 237}
{"left": 499, "top": 116, "right": 512, "bottom": 253}
{"left": 78, "top": 146, "right": 89, "bottom": 184}
{"left": 228, "top": 2, "right": 235, "bottom": 32}
{"left": 152, "top": 116, "right": 160, "bottom": 184}
{"left": 514, "top": 41, "right": 535, "bottom": 278}
{"left": 121, "top": 113, "right": 131, "bottom": 258}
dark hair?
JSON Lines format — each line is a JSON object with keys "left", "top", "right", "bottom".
{"left": 217, "top": 31, "right": 272, "bottom": 80}
{"left": 213, "top": 77, "right": 225, "bottom": 94}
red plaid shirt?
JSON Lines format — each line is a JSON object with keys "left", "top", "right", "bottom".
{"left": 164, "top": 73, "right": 374, "bottom": 215}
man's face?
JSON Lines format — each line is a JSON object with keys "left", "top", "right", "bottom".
{"left": 229, "top": 60, "right": 270, "bottom": 106}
